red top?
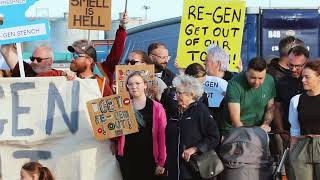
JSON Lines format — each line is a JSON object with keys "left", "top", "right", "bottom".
{"left": 99, "top": 26, "right": 126, "bottom": 86}
{"left": 36, "top": 69, "right": 64, "bottom": 77}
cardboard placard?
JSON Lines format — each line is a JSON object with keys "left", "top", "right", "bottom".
{"left": 115, "top": 65, "right": 155, "bottom": 94}
{"left": 68, "top": 0, "right": 112, "bottom": 30}
{"left": 0, "top": 0, "right": 50, "bottom": 44}
{"left": 87, "top": 92, "right": 139, "bottom": 140}
{"left": 177, "top": 0, "right": 246, "bottom": 72}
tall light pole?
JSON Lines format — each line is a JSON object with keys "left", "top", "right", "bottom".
{"left": 143, "top": 5, "right": 150, "bottom": 20}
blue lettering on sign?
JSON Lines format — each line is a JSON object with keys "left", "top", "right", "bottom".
{"left": 13, "top": 150, "right": 52, "bottom": 161}
{"left": 0, "top": 0, "right": 50, "bottom": 44}
{"left": 0, "top": 85, "right": 8, "bottom": 135}
{"left": 11, "top": 82, "right": 35, "bottom": 136}
{"left": 45, "top": 81, "right": 80, "bottom": 135}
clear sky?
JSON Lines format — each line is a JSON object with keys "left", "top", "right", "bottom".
{"left": 26, "top": 0, "right": 320, "bottom": 21}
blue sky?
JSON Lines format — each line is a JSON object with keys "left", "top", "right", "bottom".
{"left": 26, "top": 0, "right": 320, "bottom": 21}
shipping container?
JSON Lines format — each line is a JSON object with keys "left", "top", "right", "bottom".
{"left": 260, "top": 8, "right": 320, "bottom": 60}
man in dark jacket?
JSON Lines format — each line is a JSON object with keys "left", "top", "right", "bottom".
{"left": 267, "top": 36, "right": 304, "bottom": 82}
{"left": 147, "top": 42, "right": 176, "bottom": 86}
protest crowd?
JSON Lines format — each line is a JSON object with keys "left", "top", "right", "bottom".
{"left": 1, "top": 5, "right": 320, "bottom": 180}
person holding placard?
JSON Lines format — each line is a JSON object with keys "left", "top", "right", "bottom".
{"left": 20, "top": 161, "right": 55, "bottom": 180}
{"left": 1, "top": 44, "right": 64, "bottom": 77}
{"left": 124, "top": 49, "right": 167, "bottom": 101}
{"left": 116, "top": 71, "right": 167, "bottom": 179}
{"left": 96, "top": 11, "right": 128, "bottom": 87}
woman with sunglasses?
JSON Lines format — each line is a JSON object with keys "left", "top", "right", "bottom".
{"left": 288, "top": 60, "right": 320, "bottom": 180}
{"left": 125, "top": 50, "right": 149, "bottom": 65}
{"left": 125, "top": 50, "right": 167, "bottom": 101}
{"left": 116, "top": 71, "right": 167, "bottom": 180}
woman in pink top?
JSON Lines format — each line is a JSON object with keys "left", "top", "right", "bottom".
{"left": 116, "top": 71, "right": 167, "bottom": 180}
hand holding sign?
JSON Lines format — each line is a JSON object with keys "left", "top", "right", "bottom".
{"left": 120, "top": 11, "right": 129, "bottom": 29}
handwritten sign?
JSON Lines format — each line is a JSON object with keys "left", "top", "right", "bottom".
{"left": 87, "top": 92, "right": 139, "bottom": 140}
{"left": 115, "top": 65, "right": 155, "bottom": 94}
{"left": 177, "top": 0, "right": 246, "bottom": 72}
{"left": 0, "top": 0, "right": 50, "bottom": 44}
{"left": 204, "top": 76, "right": 228, "bottom": 107}
{"left": 0, "top": 77, "right": 121, "bottom": 180}
{"left": 68, "top": 0, "right": 111, "bottom": 30}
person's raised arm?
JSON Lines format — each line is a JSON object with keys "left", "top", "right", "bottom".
{"left": 100, "top": 11, "right": 128, "bottom": 84}
{"left": 1, "top": 44, "right": 18, "bottom": 70}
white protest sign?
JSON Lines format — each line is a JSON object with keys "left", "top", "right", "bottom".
{"left": 204, "top": 76, "right": 228, "bottom": 107}
{"left": 0, "top": 77, "right": 122, "bottom": 180}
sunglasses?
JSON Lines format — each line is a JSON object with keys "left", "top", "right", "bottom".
{"left": 30, "top": 56, "right": 51, "bottom": 63}
{"left": 72, "top": 53, "right": 88, "bottom": 60}
{"left": 125, "top": 59, "right": 141, "bottom": 65}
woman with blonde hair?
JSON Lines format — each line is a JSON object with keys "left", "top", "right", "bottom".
{"left": 116, "top": 71, "right": 167, "bottom": 179}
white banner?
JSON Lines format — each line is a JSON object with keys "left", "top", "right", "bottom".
{"left": 0, "top": 77, "right": 122, "bottom": 180}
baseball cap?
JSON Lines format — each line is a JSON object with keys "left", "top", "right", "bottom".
{"left": 68, "top": 40, "right": 97, "bottom": 62}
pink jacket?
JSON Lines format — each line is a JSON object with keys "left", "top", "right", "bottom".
{"left": 117, "top": 100, "right": 167, "bottom": 167}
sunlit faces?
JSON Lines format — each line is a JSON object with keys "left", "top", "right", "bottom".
{"left": 126, "top": 75, "right": 147, "bottom": 98}
{"left": 246, "top": 69, "right": 266, "bottom": 89}
{"left": 302, "top": 68, "right": 320, "bottom": 91}
{"left": 20, "top": 169, "right": 38, "bottom": 180}
{"left": 204, "top": 54, "right": 220, "bottom": 75}
{"left": 288, "top": 53, "right": 307, "bottom": 78}
{"left": 149, "top": 46, "right": 170, "bottom": 69}
{"left": 175, "top": 86, "right": 195, "bottom": 109}
{"left": 70, "top": 53, "right": 92, "bottom": 73}
{"left": 126, "top": 52, "right": 145, "bottom": 65}
{"left": 29, "top": 47, "right": 53, "bottom": 73}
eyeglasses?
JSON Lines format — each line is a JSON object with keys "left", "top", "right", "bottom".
{"left": 151, "top": 54, "right": 171, "bottom": 61}
{"left": 72, "top": 53, "right": 88, "bottom": 60}
{"left": 127, "top": 82, "right": 144, "bottom": 88}
{"left": 288, "top": 62, "right": 306, "bottom": 69}
{"left": 125, "top": 59, "right": 141, "bottom": 65}
{"left": 176, "top": 90, "right": 188, "bottom": 96}
{"left": 29, "top": 56, "right": 51, "bottom": 63}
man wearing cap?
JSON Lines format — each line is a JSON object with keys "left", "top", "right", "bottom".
{"left": 67, "top": 12, "right": 128, "bottom": 96}
{"left": 68, "top": 39, "right": 113, "bottom": 96}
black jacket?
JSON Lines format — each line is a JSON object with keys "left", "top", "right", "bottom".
{"left": 179, "top": 101, "right": 220, "bottom": 179}
{"left": 161, "top": 69, "right": 176, "bottom": 86}
{"left": 267, "top": 58, "right": 290, "bottom": 82}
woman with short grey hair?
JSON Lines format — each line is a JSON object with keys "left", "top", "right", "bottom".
{"left": 172, "top": 75, "right": 220, "bottom": 180}
{"left": 172, "top": 75, "right": 204, "bottom": 102}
